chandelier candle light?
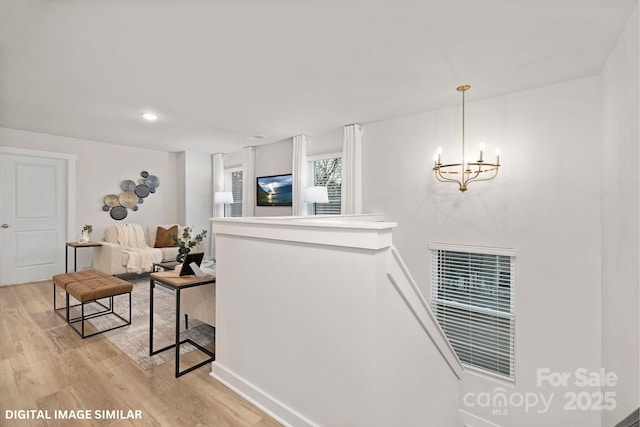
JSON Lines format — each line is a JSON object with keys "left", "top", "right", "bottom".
{"left": 433, "top": 85, "right": 500, "bottom": 192}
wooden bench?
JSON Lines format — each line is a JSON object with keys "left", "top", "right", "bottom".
{"left": 52, "top": 269, "right": 132, "bottom": 338}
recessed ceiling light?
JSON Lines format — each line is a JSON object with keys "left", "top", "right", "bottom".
{"left": 141, "top": 112, "right": 158, "bottom": 122}
{"left": 248, "top": 135, "right": 266, "bottom": 140}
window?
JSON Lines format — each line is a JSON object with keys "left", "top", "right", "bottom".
{"left": 430, "top": 244, "right": 515, "bottom": 379}
{"left": 224, "top": 168, "right": 243, "bottom": 217}
{"left": 307, "top": 155, "right": 342, "bottom": 215}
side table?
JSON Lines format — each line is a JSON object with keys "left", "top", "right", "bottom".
{"left": 149, "top": 270, "right": 216, "bottom": 377}
{"left": 65, "top": 241, "right": 102, "bottom": 273}
{"left": 152, "top": 259, "right": 190, "bottom": 328}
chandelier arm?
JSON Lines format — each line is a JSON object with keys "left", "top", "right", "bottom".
{"left": 475, "top": 165, "right": 499, "bottom": 175}
{"left": 463, "top": 161, "right": 502, "bottom": 187}
{"left": 433, "top": 163, "right": 462, "bottom": 175}
{"left": 465, "top": 166, "right": 482, "bottom": 179}
{"left": 434, "top": 169, "right": 464, "bottom": 184}
{"left": 434, "top": 164, "right": 465, "bottom": 177}
{"left": 462, "top": 164, "right": 483, "bottom": 187}
{"left": 434, "top": 168, "right": 467, "bottom": 191}
{"left": 466, "top": 168, "right": 500, "bottom": 184}
{"left": 468, "top": 164, "right": 499, "bottom": 175}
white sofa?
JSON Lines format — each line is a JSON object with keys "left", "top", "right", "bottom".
{"left": 93, "top": 224, "right": 203, "bottom": 275}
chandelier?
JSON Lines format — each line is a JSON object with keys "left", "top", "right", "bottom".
{"left": 433, "top": 85, "right": 500, "bottom": 192}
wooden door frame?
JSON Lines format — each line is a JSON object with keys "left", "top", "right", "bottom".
{"left": 0, "top": 146, "right": 77, "bottom": 243}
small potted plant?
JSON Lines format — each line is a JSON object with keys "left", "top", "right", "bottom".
{"left": 171, "top": 227, "right": 207, "bottom": 262}
{"left": 79, "top": 224, "right": 93, "bottom": 243}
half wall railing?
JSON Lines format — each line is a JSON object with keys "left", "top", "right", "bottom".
{"left": 210, "top": 214, "right": 463, "bottom": 427}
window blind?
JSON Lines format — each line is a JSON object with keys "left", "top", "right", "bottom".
{"left": 225, "top": 170, "right": 243, "bottom": 217}
{"left": 431, "top": 247, "right": 515, "bottom": 379}
{"left": 307, "top": 156, "right": 342, "bottom": 215}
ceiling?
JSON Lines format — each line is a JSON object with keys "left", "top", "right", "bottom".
{"left": 0, "top": 0, "right": 637, "bottom": 154}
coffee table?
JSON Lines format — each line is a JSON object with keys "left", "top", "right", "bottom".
{"left": 149, "top": 270, "right": 216, "bottom": 377}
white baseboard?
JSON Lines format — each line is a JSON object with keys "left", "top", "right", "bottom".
{"left": 209, "top": 362, "right": 317, "bottom": 427}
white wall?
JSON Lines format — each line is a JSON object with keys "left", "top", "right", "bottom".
{"left": 254, "top": 138, "right": 293, "bottom": 217}
{"left": 0, "top": 127, "right": 181, "bottom": 270}
{"left": 362, "top": 77, "right": 604, "bottom": 426}
{"left": 308, "top": 126, "right": 342, "bottom": 157}
{"left": 601, "top": 4, "right": 640, "bottom": 426}
{"left": 224, "top": 150, "right": 243, "bottom": 169}
{"left": 178, "top": 151, "right": 213, "bottom": 259}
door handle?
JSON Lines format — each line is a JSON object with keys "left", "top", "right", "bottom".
{"left": 1, "top": 224, "right": 9, "bottom": 228}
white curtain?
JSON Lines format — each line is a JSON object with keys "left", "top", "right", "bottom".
{"left": 242, "top": 146, "right": 256, "bottom": 217}
{"left": 341, "top": 124, "right": 363, "bottom": 214}
{"left": 212, "top": 153, "right": 225, "bottom": 219}
{"left": 211, "top": 153, "right": 225, "bottom": 259}
{"left": 292, "top": 134, "right": 310, "bottom": 216}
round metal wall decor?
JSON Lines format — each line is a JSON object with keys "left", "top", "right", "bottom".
{"left": 119, "top": 191, "right": 138, "bottom": 208}
{"left": 145, "top": 175, "right": 160, "bottom": 189}
{"left": 104, "top": 194, "right": 119, "bottom": 207}
{"left": 120, "top": 180, "right": 136, "bottom": 192}
{"left": 110, "top": 205, "right": 127, "bottom": 220}
{"left": 134, "top": 184, "right": 150, "bottom": 198}
{"left": 102, "top": 171, "right": 160, "bottom": 220}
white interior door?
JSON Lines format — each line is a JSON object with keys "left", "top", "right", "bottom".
{"left": 0, "top": 151, "right": 69, "bottom": 286}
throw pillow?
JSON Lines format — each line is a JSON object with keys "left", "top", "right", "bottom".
{"left": 154, "top": 225, "right": 178, "bottom": 248}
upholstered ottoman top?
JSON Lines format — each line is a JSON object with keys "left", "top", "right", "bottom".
{"left": 53, "top": 269, "right": 110, "bottom": 290}
{"left": 66, "top": 276, "right": 133, "bottom": 303}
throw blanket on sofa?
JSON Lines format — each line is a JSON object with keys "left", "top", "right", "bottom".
{"left": 115, "top": 224, "right": 162, "bottom": 273}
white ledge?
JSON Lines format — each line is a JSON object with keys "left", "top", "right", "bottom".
{"left": 211, "top": 214, "right": 397, "bottom": 250}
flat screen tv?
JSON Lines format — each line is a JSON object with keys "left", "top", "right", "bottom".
{"left": 256, "top": 174, "right": 293, "bottom": 206}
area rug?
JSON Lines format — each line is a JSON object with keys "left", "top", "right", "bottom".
{"left": 76, "top": 276, "right": 215, "bottom": 371}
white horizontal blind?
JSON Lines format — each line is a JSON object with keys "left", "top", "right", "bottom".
{"left": 307, "top": 155, "right": 342, "bottom": 215}
{"left": 225, "top": 169, "right": 243, "bottom": 217}
{"left": 431, "top": 247, "right": 515, "bottom": 379}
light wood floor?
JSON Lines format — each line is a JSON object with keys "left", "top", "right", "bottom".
{"left": 0, "top": 280, "right": 282, "bottom": 427}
